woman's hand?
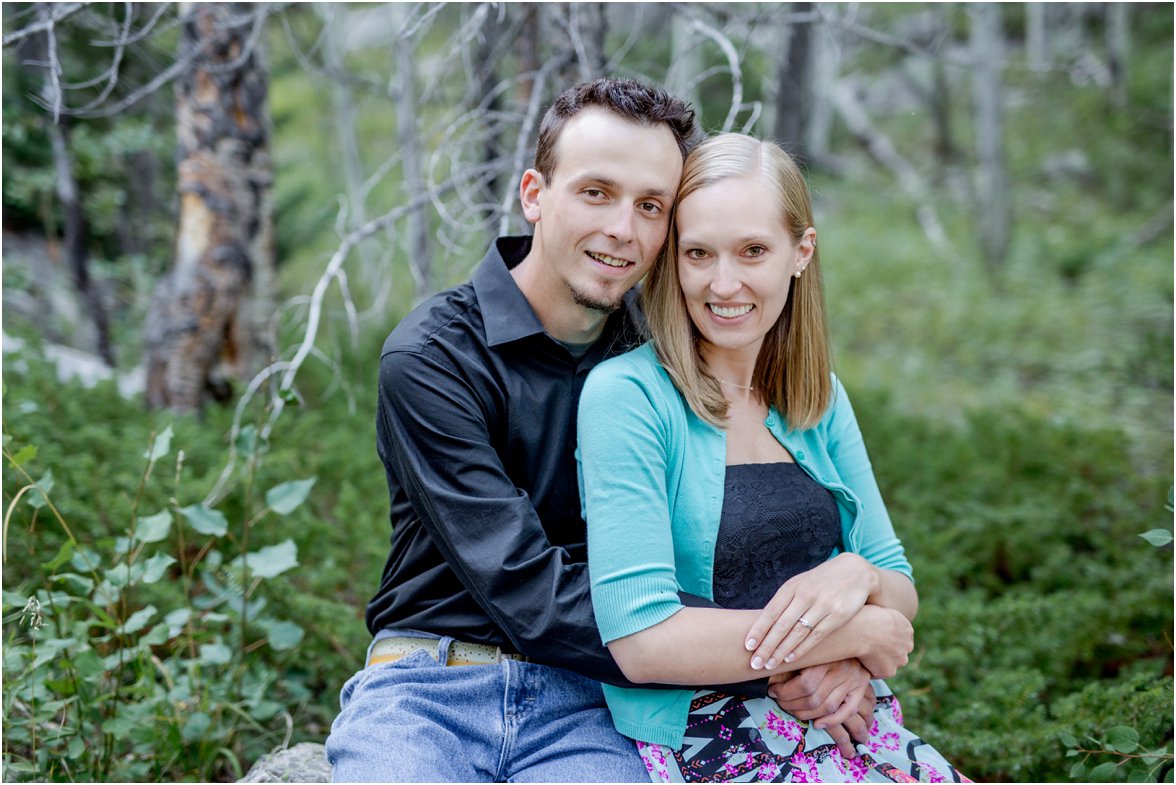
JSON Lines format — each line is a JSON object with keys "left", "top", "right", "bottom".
{"left": 745, "top": 553, "right": 879, "bottom": 670}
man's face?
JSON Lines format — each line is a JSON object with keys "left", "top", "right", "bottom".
{"left": 523, "top": 108, "right": 684, "bottom": 315}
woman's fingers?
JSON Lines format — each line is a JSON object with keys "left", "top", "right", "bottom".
{"left": 748, "top": 596, "right": 808, "bottom": 668}
{"left": 744, "top": 584, "right": 798, "bottom": 654}
{"left": 762, "top": 612, "right": 825, "bottom": 668}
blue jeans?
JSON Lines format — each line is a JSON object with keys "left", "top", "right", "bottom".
{"left": 325, "top": 632, "right": 648, "bottom": 782}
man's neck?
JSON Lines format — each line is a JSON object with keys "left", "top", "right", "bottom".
{"left": 510, "top": 252, "right": 610, "bottom": 344}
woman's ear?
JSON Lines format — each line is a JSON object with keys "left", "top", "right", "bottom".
{"left": 796, "top": 227, "right": 817, "bottom": 272}
{"left": 519, "top": 169, "right": 544, "bottom": 225}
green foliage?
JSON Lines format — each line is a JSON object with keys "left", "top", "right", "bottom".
{"left": 1, "top": 351, "right": 387, "bottom": 781}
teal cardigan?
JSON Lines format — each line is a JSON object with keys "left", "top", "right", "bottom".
{"left": 576, "top": 342, "right": 913, "bottom": 748}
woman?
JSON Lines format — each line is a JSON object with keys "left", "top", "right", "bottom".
{"left": 578, "top": 134, "right": 965, "bottom": 783}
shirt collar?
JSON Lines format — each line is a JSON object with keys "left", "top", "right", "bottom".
{"left": 472, "top": 236, "right": 548, "bottom": 347}
{"left": 472, "top": 235, "right": 644, "bottom": 350}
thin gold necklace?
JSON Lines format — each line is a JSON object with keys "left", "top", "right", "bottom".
{"left": 716, "top": 377, "right": 754, "bottom": 391}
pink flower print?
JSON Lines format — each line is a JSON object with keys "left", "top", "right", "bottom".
{"left": 845, "top": 756, "right": 870, "bottom": 781}
{"left": 757, "top": 760, "right": 780, "bottom": 781}
{"left": 881, "top": 731, "right": 901, "bottom": 751}
{"left": 636, "top": 741, "right": 672, "bottom": 782}
{"left": 719, "top": 725, "right": 733, "bottom": 742}
{"left": 790, "top": 750, "right": 819, "bottom": 782}
{"left": 890, "top": 698, "right": 904, "bottom": 726}
{"left": 763, "top": 710, "right": 804, "bottom": 743}
{"left": 926, "top": 766, "right": 946, "bottom": 783}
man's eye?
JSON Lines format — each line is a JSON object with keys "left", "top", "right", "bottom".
{"left": 638, "top": 201, "right": 662, "bottom": 214}
{"left": 584, "top": 189, "right": 605, "bottom": 198}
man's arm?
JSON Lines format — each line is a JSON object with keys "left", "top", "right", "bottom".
{"left": 378, "top": 347, "right": 766, "bottom": 695}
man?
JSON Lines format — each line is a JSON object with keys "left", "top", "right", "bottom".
{"left": 326, "top": 78, "right": 872, "bottom": 782}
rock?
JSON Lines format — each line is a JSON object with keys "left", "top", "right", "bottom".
{"left": 238, "top": 742, "right": 331, "bottom": 783}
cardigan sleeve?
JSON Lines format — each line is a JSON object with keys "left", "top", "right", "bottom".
{"left": 578, "top": 358, "right": 685, "bottom": 644}
{"left": 825, "top": 377, "right": 915, "bottom": 581}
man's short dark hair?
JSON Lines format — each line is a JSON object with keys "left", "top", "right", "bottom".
{"left": 533, "top": 77, "right": 698, "bottom": 182}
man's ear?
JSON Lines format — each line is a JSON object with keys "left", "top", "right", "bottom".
{"left": 519, "top": 168, "right": 544, "bottom": 225}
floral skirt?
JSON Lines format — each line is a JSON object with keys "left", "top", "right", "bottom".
{"left": 636, "top": 681, "right": 969, "bottom": 783}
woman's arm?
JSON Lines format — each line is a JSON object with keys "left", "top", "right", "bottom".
{"left": 607, "top": 602, "right": 912, "bottom": 685}
{"left": 745, "top": 554, "right": 919, "bottom": 670}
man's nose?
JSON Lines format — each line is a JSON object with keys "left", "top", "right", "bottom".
{"left": 604, "top": 205, "right": 635, "bottom": 243}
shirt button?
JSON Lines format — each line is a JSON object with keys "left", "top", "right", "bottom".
{"left": 796, "top": 451, "right": 806, "bottom": 461}
{"left": 766, "top": 417, "right": 776, "bottom": 426}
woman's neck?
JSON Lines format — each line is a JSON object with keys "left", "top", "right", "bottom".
{"left": 702, "top": 344, "right": 761, "bottom": 404}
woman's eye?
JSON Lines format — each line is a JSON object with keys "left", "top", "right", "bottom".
{"left": 745, "top": 245, "right": 767, "bottom": 257}
{"left": 683, "top": 248, "right": 707, "bottom": 260}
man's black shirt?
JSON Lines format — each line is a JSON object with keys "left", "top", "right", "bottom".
{"left": 368, "top": 236, "right": 767, "bottom": 695}
{"left": 367, "top": 237, "right": 646, "bottom": 685}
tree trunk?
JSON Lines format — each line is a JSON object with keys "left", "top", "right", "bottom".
{"left": 1025, "top": 3, "right": 1047, "bottom": 73}
{"left": 805, "top": 16, "right": 838, "bottom": 169}
{"left": 1106, "top": 2, "right": 1130, "bottom": 109}
{"left": 145, "top": 2, "right": 274, "bottom": 412}
{"left": 390, "top": 3, "right": 432, "bottom": 302}
{"left": 49, "top": 120, "right": 115, "bottom": 367}
{"left": 18, "top": 6, "right": 116, "bottom": 366}
{"left": 773, "top": 2, "right": 813, "bottom": 157}
{"left": 968, "top": 2, "right": 1012, "bottom": 275}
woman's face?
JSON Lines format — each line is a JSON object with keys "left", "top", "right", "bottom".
{"left": 675, "top": 174, "right": 815, "bottom": 362}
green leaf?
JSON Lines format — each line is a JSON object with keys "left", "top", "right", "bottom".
{"left": 141, "top": 553, "right": 176, "bottom": 584}
{"left": 144, "top": 424, "right": 173, "bottom": 462}
{"left": 1106, "top": 725, "right": 1140, "bottom": 753}
{"left": 26, "top": 469, "right": 54, "bottom": 510}
{"left": 235, "top": 539, "right": 299, "bottom": 579}
{"left": 9, "top": 443, "right": 36, "bottom": 467}
{"left": 122, "top": 605, "right": 157, "bottom": 635}
{"left": 180, "top": 504, "right": 228, "bottom": 537}
{"left": 102, "top": 716, "right": 135, "bottom": 737}
{"left": 1090, "top": 761, "right": 1119, "bottom": 780}
{"left": 140, "top": 621, "right": 171, "bottom": 646}
{"left": 236, "top": 425, "right": 259, "bottom": 457}
{"left": 1060, "top": 731, "right": 1078, "bottom": 748}
{"left": 1139, "top": 529, "right": 1173, "bottom": 547}
{"left": 42, "top": 540, "right": 75, "bottom": 572}
{"left": 181, "top": 711, "right": 211, "bottom": 741}
{"left": 134, "top": 511, "right": 173, "bottom": 543}
{"left": 164, "top": 608, "right": 191, "bottom": 635}
{"left": 248, "top": 700, "right": 282, "bottom": 721}
{"left": 265, "top": 478, "right": 316, "bottom": 515}
{"left": 262, "top": 619, "right": 304, "bottom": 651}
{"left": 198, "top": 642, "right": 232, "bottom": 666}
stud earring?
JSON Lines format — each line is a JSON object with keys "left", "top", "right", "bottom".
{"left": 794, "top": 270, "right": 803, "bottom": 278}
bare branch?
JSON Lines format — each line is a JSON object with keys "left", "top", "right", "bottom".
{"left": 1, "top": 2, "right": 89, "bottom": 48}
{"left": 497, "top": 54, "right": 569, "bottom": 236}
{"left": 683, "top": 12, "right": 744, "bottom": 133}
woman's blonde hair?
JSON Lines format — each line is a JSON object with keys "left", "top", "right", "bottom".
{"left": 643, "top": 133, "right": 831, "bottom": 430}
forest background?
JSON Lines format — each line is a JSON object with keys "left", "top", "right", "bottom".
{"left": 1, "top": 3, "right": 1172, "bottom": 782}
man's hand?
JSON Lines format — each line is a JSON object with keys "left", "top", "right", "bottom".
{"left": 817, "top": 683, "right": 877, "bottom": 759}
{"left": 766, "top": 661, "right": 875, "bottom": 759}
{"left": 766, "top": 660, "right": 869, "bottom": 721}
